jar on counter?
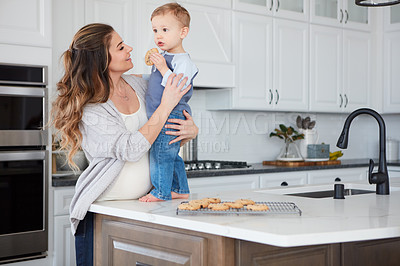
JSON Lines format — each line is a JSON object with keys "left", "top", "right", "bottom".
{"left": 387, "top": 138, "right": 399, "bottom": 161}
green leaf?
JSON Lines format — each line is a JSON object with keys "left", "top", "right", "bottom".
{"left": 279, "top": 124, "right": 288, "bottom": 133}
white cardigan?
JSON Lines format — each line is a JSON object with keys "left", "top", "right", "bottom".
{"left": 69, "top": 75, "right": 151, "bottom": 235}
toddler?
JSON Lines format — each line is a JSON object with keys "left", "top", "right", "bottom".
{"left": 139, "top": 3, "right": 198, "bottom": 202}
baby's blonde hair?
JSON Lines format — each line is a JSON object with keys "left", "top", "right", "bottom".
{"left": 151, "top": 3, "right": 190, "bottom": 27}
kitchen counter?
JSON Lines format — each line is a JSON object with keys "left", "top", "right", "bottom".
{"left": 89, "top": 181, "right": 400, "bottom": 247}
{"left": 52, "top": 159, "right": 400, "bottom": 187}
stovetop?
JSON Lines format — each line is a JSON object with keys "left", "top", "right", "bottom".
{"left": 184, "top": 160, "right": 251, "bottom": 171}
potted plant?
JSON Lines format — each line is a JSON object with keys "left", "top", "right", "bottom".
{"left": 269, "top": 124, "right": 304, "bottom": 161}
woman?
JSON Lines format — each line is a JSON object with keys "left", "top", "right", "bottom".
{"left": 51, "top": 23, "right": 198, "bottom": 266}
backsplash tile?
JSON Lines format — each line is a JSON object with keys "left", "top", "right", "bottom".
{"left": 191, "top": 90, "right": 400, "bottom": 163}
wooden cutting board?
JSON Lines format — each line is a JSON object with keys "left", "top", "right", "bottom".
{"left": 262, "top": 160, "right": 341, "bottom": 167}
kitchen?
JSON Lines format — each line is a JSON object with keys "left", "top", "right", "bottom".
{"left": 1, "top": 0, "right": 400, "bottom": 265}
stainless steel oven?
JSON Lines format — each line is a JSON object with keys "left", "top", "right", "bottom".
{"left": 0, "top": 150, "right": 48, "bottom": 263}
{"left": 0, "top": 63, "right": 48, "bottom": 147}
{"left": 0, "top": 63, "right": 48, "bottom": 263}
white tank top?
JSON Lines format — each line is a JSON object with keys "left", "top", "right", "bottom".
{"left": 97, "top": 96, "right": 152, "bottom": 201}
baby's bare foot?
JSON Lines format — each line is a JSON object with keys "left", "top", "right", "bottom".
{"left": 139, "top": 193, "right": 164, "bottom": 202}
{"left": 171, "top": 191, "right": 189, "bottom": 200}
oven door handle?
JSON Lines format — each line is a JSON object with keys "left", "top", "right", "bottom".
{"left": 0, "top": 150, "right": 46, "bottom": 161}
{"left": 0, "top": 86, "right": 45, "bottom": 97}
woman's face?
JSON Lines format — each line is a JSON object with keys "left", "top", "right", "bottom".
{"left": 108, "top": 31, "right": 133, "bottom": 74}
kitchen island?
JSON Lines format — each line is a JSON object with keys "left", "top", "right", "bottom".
{"left": 90, "top": 182, "right": 400, "bottom": 265}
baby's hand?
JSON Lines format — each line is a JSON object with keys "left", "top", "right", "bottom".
{"left": 150, "top": 53, "right": 169, "bottom": 76}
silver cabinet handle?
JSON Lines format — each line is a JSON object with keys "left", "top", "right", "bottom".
{"left": 345, "top": 10, "right": 349, "bottom": 24}
{"left": 344, "top": 94, "right": 348, "bottom": 108}
{"left": 270, "top": 0, "right": 273, "bottom": 11}
{"left": 269, "top": 89, "right": 273, "bottom": 104}
{"left": 340, "top": 9, "right": 344, "bottom": 23}
{"left": 339, "top": 93, "right": 343, "bottom": 108}
{"left": 276, "top": 0, "right": 280, "bottom": 12}
{"left": 275, "top": 90, "right": 279, "bottom": 105}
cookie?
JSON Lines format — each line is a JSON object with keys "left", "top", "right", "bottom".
{"left": 178, "top": 202, "right": 201, "bottom": 211}
{"left": 223, "top": 202, "right": 244, "bottom": 209}
{"left": 189, "top": 199, "right": 209, "bottom": 208}
{"left": 235, "top": 199, "right": 255, "bottom": 206}
{"left": 246, "top": 204, "right": 269, "bottom": 211}
{"left": 145, "top": 48, "right": 159, "bottom": 66}
{"left": 208, "top": 203, "right": 230, "bottom": 211}
{"left": 204, "top": 197, "right": 221, "bottom": 204}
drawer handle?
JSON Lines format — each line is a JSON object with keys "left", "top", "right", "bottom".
{"left": 335, "top": 177, "right": 341, "bottom": 182}
{"left": 136, "top": 262, "right": 152, "bottom": 266}
{"left": 281, "top": 181, "right": 288, "bottom": 186}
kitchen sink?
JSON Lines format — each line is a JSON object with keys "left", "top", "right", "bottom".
{"left": 286, "top": 188, "right": 374, "bottom": 198}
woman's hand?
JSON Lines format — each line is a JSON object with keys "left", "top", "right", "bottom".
{"left": 165, "top": 110, "right": 199, "bottom": 145}
{"left": 160, "top": 73, "right": 191, "bottom": 113}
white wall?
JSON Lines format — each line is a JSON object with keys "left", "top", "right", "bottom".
{"left": 191, "top": 90, "right": 400, "bottom": 163}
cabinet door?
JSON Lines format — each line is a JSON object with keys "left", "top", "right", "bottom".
{"left": 181, "top": 3, "right": 234, "bottom": 88}
{"left": 181, "top": 0, "right": 231, "bottom": 9}
{"left": 310, "top": 0, "right": 340, "bottom": 27}
{"left": 308, "top": 168, "right": 367, "bottom": 184}
{"left": 54, "top": 216, "right": 76, "bottom": 266}
{"left": 273, "top": 19, "right": 309, "bottom": 111}
{"left": 259, "top": 172, "right": 307, "bottom": 188}
{"left": 0, "top": 0, "right": 51, "bottom": 47}
{"left": 272, "top": 0, "right": 309, "bottom": 22}
{"left": 309, "top": 25, "right": 343, "bottom": 112}
{"left": 188, "top": 175, "right": 260, "bottom": 194}
{"left": 384, "top": 4, "right": 400, "bottom": 32}
{"left": 233, "top": 12, "right": 273, "bottom": 110}
{"left": 342, "top": 29, "right": 371, "bottom": 112}
{"left": 98, "top": 218, "right": 206, "bottom": 265}
{"left": 85, "top": 0, "right": 137, "bottom": 73}
{"left": 233, "top": 0, "right": 272, "bottom": 15}
{"left": 342, "top": 0, "right": 370, "bottom": 31}
{"left": 52, "top": 0, "right": 85, "bottom": 83}
{"left": 383, "top": 31, "right": 400, "bottom": 113}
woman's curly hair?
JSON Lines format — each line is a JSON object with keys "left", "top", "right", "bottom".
{"left": 51, "top": 23, "right": 114, "bottom": 169}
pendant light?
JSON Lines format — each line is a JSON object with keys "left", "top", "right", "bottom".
{"left": 356, "top": 0, "right": 400, "bottom": 6}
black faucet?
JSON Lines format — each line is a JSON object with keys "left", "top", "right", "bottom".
{"left": 336, "top": 108, "right": 390, "bottom": 195}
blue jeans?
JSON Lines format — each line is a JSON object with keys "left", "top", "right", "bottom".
{"left": 150, "top": 111, "right": 190, "bottom": 200}
{"left": 75, "top": 212, "right": 94, "bottom": 266}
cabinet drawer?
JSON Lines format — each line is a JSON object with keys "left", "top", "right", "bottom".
{"left": 259, "top": 172, "right": 307, "bottom": 188}
{"left": 188, "top": 175, "right": 259, "bottom": 194}
{"left": 98, "top": 219, "right": 207, "bottom": 266}
{"left": 308, "top": 168, "right": 367, "bottom": 185}
{"left": 54, "top": 187, "right": 75, "bottom": 216}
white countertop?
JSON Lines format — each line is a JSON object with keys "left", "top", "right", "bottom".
{"left": 89, "top": 181, "right": 400, "bottom": 247}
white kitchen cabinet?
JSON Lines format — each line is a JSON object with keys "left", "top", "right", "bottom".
{"left": 207, "top": 12, "right": 308, "bottom": 111}
{"left": 233, "top": 0, "right": 309, "bottom": 22}
{"left": 85, "top": 0, "right": 137, "bottom": 72}
{"left": 383, "top": 31, "right": 400, "bottom": 113}
{"left": 188, "top": 174, "right": 260, "bottom": 194}
{"left": 135, "top": 0, "right": 235, "bottom": 87}
{"left": 384, "top": 4, "right": 400, "bottom": 32}
{"left": 0, "top": 0, "right": 52, "bottom": 47}
{"left": 52, "top": 0, "right": 85, "bottom": 85}
{"left": 180, "top": 0, "right": 231, "bottom": 9}
{"left": 259, "top": 172, "right": 308, "bottom": 188}
{"left": 308, "top": 168, "right": 367, "bottom": 184}
{"left": 388, "top": 166, "right": 400, "bottom": 181}
{"left": 231, "top": 11, "right": 273, "bottom": 110}
{"left": 53, "top": 187, "right": 76, "bottom": 266}
{"left": 310, "top": 25, "right": 371, "bottom": 113}
{"left": 310, "top": 0, "right": 371, "bottom": 31}
{"left": 272, "top": 18, "right": 309, "bottom": 111}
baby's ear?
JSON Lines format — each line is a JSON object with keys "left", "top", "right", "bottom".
{"left": 180, "top": 27, "right": 189, "bottom": 39}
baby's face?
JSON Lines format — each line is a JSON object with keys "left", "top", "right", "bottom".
{"left": 151, "top": 13, "right": 187, "bottom": 53}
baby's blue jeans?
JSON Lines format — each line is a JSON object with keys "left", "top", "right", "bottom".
{"left": 150, "top": 111, "right": 190, "bottom": 200}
